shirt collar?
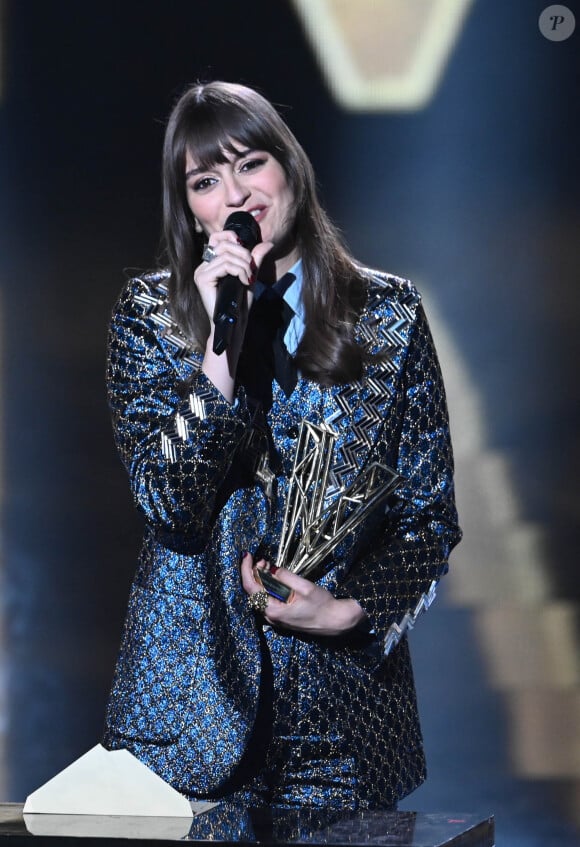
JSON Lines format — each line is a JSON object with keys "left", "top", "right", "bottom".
{"left": 280, "top": 259, "right": 304, "bottom": 320}
{"left": 254, "top": 259, "right": 305, "bottom": 356}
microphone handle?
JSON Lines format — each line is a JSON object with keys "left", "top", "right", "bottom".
{"left": 211, "top": 210, "right": 261, "bottom": 356}
{"left": 212, "top": 274, "right": 244, "bottom": 355}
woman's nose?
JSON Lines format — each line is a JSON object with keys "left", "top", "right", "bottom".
{"left": 224, "top": 174, "right": 250, "bottom": 207}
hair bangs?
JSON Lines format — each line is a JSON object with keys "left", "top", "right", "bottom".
{"left": 182, "top": 101, "right": 280, "bottom": 171}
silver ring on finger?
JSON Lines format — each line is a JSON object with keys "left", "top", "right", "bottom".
{"left": 248, "top": 591, "right": 269, "bottom": 614}
{"left": 202, "top": 244, "right": 218, "bottom": 263}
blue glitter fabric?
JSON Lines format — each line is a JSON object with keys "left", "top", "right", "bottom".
{"left": 102, "top": 268, "right": 461, "bottom": 808}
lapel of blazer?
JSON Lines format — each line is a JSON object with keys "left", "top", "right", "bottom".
{"left": 322, "top": 271, "right": 421, "bottom": 505}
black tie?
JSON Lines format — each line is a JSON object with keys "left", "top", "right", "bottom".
{"left": 271, "top": 296, "right": 298, "bottom": 397}
{"left": 238, "top": 288, "right": 298, "bottom": 402}
{"left": 256, "top": 288, "right": 298, "bottom": 397}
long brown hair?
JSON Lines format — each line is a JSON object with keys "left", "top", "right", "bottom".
{"left": 161, "top": 81, "right": 369, "bottom": 385}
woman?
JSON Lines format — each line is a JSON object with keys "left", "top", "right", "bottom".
{"left": 103, "top": 81, "right": 461, "bottom": 810}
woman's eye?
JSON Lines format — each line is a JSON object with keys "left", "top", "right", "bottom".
{"left": 192, "top": 176, "right": 215, "bottom": 191}
{"left": 240, "top": 157, "right": 266, "bottom": 173}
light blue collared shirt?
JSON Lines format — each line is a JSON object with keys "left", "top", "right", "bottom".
{"left": 253, "top": 258, "right": 305, "bottom": 356}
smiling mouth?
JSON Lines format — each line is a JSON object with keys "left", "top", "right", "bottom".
{"left": 249, "top": 207, "right": 266, "bottom": 220}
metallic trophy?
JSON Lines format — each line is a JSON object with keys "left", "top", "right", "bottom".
{"left": 257, "top": 420, "right": 401, "bottom": 602}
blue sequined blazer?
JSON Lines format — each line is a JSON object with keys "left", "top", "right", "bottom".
{"left": 102, "top": 268, "right": 461, "bottom": 808}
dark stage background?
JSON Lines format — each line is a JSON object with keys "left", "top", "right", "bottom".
{"left": 0, "top": 2, "right": 578, "bottom": 845}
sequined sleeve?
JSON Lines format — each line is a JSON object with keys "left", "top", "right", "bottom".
{"left": 337, "top": 304, "right": 461, "bottom": 654}
{"left": 106, "top": 278, "right": 252, "bottom": 549}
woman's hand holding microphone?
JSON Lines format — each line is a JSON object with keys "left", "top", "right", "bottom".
{"left": 194, "top": 218, "right": 272, "bottom": 402}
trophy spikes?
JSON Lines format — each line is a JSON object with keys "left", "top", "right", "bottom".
{"left": 275, "top": 420, "right": 401, "bottom": 578}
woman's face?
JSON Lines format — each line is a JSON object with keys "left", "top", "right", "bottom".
{"left": 185, "top": 144, "right": 299, "bottom": 273}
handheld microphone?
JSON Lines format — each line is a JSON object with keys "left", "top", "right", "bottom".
{"left": 212, "top": 211, "right": 261, "bottom": 355}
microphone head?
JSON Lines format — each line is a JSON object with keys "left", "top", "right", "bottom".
{"left": 224, "top": 211, "right": 261, "bottom": 249}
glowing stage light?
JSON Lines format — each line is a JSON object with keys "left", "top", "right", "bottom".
{"left": 291, "top": 0, "right": 473, "bottom": 110}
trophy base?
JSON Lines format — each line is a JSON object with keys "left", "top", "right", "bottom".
{"left": 255, "top": 569, "right": 294, "bottom": 603}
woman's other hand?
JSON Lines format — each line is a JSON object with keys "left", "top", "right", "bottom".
{"left": 240, "top": 552, "right": 366, "bottom": 637}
